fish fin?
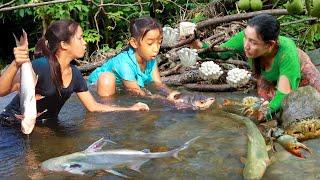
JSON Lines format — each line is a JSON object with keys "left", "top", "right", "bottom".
{"left": 173, "top": 152, "right": 181, "bottom": 161}
{"left": 171, "top": 136, "right": 201, "bottom": 160}
{"left": 84, "top": 137, "right": 116, "bottom": 153}
{"left": 240, "top": 157, "right": 246, "bottom": 164}
{"left": 37, "top": 109, "right": 47, "bottom": 117}
{"left": 105, "top": 169, "right": 131, "bottom": 179}
{"left": 141, "top": 149, "right": 150, "bottom": 153}
{"left": 14, "top": 114, "right": 24, "bottom": 120}
{"left": 269, "top": 151, "right": 291, "bottom": 165}
{"left": 129, "top": 160, "right": 149, "bottom": 172}
{"left": 34, "top": 74, "right": 38, "bottom": 85}
{"left": 65, "top": 167, "right": 85, "bottom": 175}
{"left": 12, "top": 33, "right": 20, "bottom": 46}
{"left": 35, "top": 94, "right": 45, "bottom": 101}
{"left": 266, "top": 145, "right": 273, "bottom": 151}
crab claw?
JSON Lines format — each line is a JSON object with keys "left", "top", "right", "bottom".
{"left": 276, "top": 134, "right": 311, "bottom": 158}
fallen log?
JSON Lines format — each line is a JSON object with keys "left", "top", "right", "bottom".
{"left": 163, "top": 9, "right": 288, "bottom": 49}
{"left": 161, "top": 69, "right": 202, "bottom": 86}
{"left": 183, "top": 83, "right": 236, "bottom": 92}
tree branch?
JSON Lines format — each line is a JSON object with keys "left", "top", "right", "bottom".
{"left": 197, "top": 9, "right": 289, "bottom": 29}
{"left": 0, "top": 0, "right": 72, "bottom": 12}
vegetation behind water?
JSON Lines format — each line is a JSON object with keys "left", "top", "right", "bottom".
{"left": 0, "top": 0, "right": 319, "bottom": 68}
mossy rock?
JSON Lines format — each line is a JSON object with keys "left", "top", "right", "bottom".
{"left": 237, "top": 0, "right": 250, "bottom": 10}
{"left": 286, "top": 0, "right": 304, "bottom": 15}
{"left": 250, "top": 0, "right": 263, "bottom": 11}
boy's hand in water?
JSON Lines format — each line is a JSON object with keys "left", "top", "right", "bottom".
{"left": 130, "top": 102, "right": 149, "bottom": 111}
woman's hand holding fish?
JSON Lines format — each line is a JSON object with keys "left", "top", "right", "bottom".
{"left": 13, "top": 31, "right": 29, "bottom": 67}
{"left": 13, "top": 46, "right": 30, "bottom": 67}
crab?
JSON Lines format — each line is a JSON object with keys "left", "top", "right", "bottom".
{"left": 222, "top": 86, "right": 320, "bottom": 158}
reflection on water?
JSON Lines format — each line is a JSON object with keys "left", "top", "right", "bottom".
{"left": 1, "top": 90, "right": 320, "bottom": 179}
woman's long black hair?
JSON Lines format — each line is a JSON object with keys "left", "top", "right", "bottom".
{"left": 247, "top": 14, "right": 280, "bottom": 76}
{"left": 34, "top": 20, "right": 79, "bottom": 93}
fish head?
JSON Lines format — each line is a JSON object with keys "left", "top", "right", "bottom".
{"left": 191, "top": 95, "right": 215, "bottom": 110}
{"left": 21, "top": 117, "right": 36, "bottom": 134}
{"left": 41, "top": 153, "right": 85, "bottom": 174}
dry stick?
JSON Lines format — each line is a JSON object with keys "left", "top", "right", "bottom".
{"left": 0, "top": 0, "right": 15, "bottom": 9}
{"left": 197, "top": 9, "right": 288, "bottom": 29}
{"left": 183, "top": 83, "right": 236, "bottom": 92}
{"left": 280, "top": 17, "right": 319, "bottom": 26}
{"left": 0, "top": 0, "right": 72, "bottom": 12}
{"left": 160, "top": 64, "right": 182, "bottom": 77}
{"left": 164, "top": 9, "right": 289, "bottom": 49}
{"left": 202, "top": 58, "right": 250, "bottom": 68}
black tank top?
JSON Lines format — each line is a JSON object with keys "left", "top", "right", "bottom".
{"left": 1, "top": 57, "right": 88, "bottom": 120}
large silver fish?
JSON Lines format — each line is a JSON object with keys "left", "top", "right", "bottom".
{"left": 41, "top": 137, "right": 200, "bottom": 178}
{"left": 13, "top": 31, "right": 37, "bottom": 134}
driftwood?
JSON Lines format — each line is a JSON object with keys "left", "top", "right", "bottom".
{"left": 79, "top": 50, "right": 118, "bottom": 73}
{"left": 202, "top": 58, "right": 250, "bottom": 68}
{"left": 197, "top": 9, "right": 288, "bottom": 29}
{"left": 161, "top": 69, "right": 202, "bottom": 86}
{"left": 184, "top": 83, "right": 236, "bottom": 92}
{"left": 0, "top": 0, "right": 72, "bottom": 12}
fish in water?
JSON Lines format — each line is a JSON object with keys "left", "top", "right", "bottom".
{"left": 168, "top": 92, "right": 215, "bottom": 110}
{"left": 41, "top": 136, "right": 200, "bottom": 178}
{"left": 223, "top": 112, "right": 269, "bottom": 180}
{"left": 13, "top": 30, "right": 37, "bottom": 134}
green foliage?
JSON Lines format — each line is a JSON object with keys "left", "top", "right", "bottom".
{"left": 304, "top": 23, "right": 320, "bottom": 49}
{"left": 0, "top": 0, "right": 33, "bottom": 20}
{"left": 83, "top": 29, "right": 101, "bottom": 43}
{"left": 191, "top": 12, "right": 206, "bottom": 23}
{"left": 279, "top": 16, "right": 320, "bottom": 50}
{"left": 33, "top": 0, "right": 89, "bottom": 27}
{"left": 100, "top": 41, "right": 124, "bottom": 53}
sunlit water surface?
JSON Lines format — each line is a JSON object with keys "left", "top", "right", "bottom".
{"left": 1, "top": 89, "right": 320, "bottom": 179}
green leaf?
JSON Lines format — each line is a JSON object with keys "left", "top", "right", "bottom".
{"left": 18, "top": 9, "right": 25, "bottom": 17}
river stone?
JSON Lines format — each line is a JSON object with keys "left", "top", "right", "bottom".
{"left": 281, "top": 86, "right": 320, "bottom": 127}
{"left": 307, "top": 48, "right": 320, "bottom": 72}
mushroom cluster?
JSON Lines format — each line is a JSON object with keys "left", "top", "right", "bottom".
{"left": 177, "top": 48, "right": 198, "bottom": 67}
{"left": 226, "top": 68, "right": 251, "bottom": 87}
{"left": 199, "top": 61, "right": 223, "bottom": 81}
{"left": 162, "top": 26, "right": 179, "bottom": 47}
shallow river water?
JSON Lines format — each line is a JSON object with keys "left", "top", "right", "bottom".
{"left": 1, "top": 89, "right": 320, "bottom": 179}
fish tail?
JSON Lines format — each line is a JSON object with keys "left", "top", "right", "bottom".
{"left": 172, "top": 136, "right": 200, "bottom": 159}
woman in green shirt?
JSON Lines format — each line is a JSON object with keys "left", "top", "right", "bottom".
{"left": 192, "top": 13, "right": 320, "bottom": 120}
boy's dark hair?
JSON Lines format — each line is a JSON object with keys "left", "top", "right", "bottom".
{"left": 129, "top": 17, "right": 162, "bottom": 41}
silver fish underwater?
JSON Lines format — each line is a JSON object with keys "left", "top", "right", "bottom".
{"left": 41, "top": 136, "right": 200, "bottom": 178}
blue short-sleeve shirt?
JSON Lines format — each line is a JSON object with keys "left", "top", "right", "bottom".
{"left": 88, "top": 47, "right": 157, "bottom": 88}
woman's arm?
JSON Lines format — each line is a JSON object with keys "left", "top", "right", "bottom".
{"left": 76, "top": 91, "right": 149, "bottom": 112}
{"left": 0, "top": 45, "right": 29, "bottom": 96}
{"left": 190, "top": 31, "right": 246, "bottom": 60}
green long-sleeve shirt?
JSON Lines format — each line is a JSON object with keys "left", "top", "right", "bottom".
{"left": 205, "top": 31, "right": 301, "bottom": 114}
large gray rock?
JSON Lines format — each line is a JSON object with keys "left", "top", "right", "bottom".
{"left": 307, "top": 48, "right": 320, "bottom": 72}
{"left": 281, "top": 86, "right": 320, "bottom": 127}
